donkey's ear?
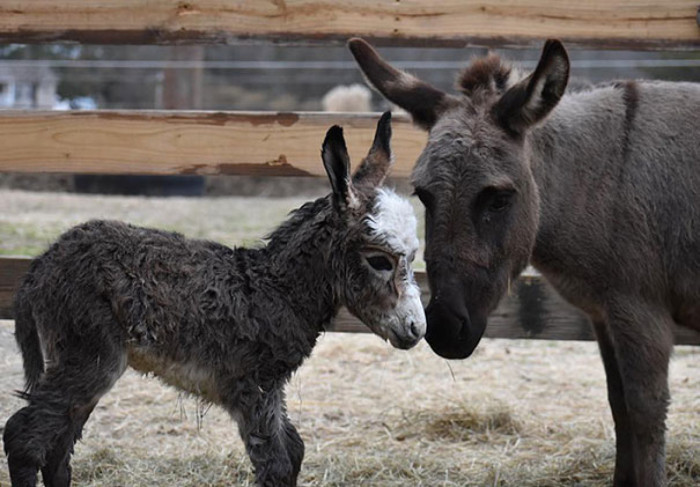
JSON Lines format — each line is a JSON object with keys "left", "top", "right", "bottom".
{"left": 353, "top": 111, "right": 393, "bottom": 189}
{"left": 322, "top": 125, "right": 359, "bottom": 211}
{"left": 492, "top": 39, "right": 569, "bottom": 136}
{"left": 348, "top": 38, "right": 458, "bottom": 131}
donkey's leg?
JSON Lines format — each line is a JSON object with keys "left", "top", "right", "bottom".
{"left": 40, "top": 401, "right": 98, "bottom": 487}
{"left": 592, "top": 320, "right": 635, "bottom": 486}
{"left": 606, "top": 300, "right": 674, "bottom": 487}
{"left": 5, "top": 342, "right": 126, "bottom": 487}
{"left": 281, "top": 412, "right": 304, "bottom": 480}
{"left": 4, "top": 408, "right": 39, "bottom": 487}
{"left": 227, "top": 384, "right": 300, "bottom": 487}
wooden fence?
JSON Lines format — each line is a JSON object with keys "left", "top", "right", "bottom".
{"left": 1, "top": 1, "right": 699, "bottom": 49}
{"left": 1, "top": 1, "right": 699, "bottom": 345}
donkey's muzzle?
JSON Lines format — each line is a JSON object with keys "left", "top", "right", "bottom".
{"left": 424, "top": 291, "right": 486, "bottom": 360}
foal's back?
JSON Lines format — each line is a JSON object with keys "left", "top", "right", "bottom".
{"left": 17, "top": 220, "right": 256, "bottom": 364}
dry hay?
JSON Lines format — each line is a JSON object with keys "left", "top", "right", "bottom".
{"left": 1, "top": 320, "right": 698, "bottom": 486}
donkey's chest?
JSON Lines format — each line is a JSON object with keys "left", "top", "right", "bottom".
{"left": 532, "top": 263, "right": 606, "bottom": 320}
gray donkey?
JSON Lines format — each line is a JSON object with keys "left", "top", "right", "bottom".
{"left": 349, "top": 39, "right": 699, "bottom": 486}
{"left": 3, "top": 112, "right": 426, "bottom": 487}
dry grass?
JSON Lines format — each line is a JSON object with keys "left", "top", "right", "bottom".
{"left": 2, "top": 322, "right": 698, "bottom": 486}
{"left": 0, "top": 190, "right": 698, "bottom": 486}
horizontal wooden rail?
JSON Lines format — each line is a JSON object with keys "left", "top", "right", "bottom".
{"left": 1, "top": 257, "right": 698, "bottom": 345}
{"left": 0, "top": 111, "right": 425, "bottom": 178}
{"left": 0, "top": 1, "right": 698, "bottom": 49}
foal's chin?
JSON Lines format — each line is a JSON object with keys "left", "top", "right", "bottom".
{"left": 365, "top": 320, "right": 424, "bottom": 350}
{"left": 386, "top": 330, "right": 422, "bottom": 350}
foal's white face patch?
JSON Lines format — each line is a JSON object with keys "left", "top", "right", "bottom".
{"left": 366, "top": 188, "right": 420, "bottom": 256}
{"left": 360, "top": 188, "right": 426, "bottom": 349}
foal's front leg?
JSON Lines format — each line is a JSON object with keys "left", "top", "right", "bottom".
{"left": 226, "top": 384, "right": 302, "bottom": 487}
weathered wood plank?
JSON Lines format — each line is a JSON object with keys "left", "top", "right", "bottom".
{"left": 0, "top": 1, "right": 698, "bottom": 49}
{"left": 0, "top": 257, "right": 29, "bottom": 320}
{"left": 0, "top": 111, "right": 426, "bottom": 178}
{"left": 2, "top": 257, "right": 698, "bottom": 345}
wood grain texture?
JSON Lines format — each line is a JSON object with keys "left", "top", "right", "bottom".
{"left": 0, "top": 111, "right": 426, "bottom": 178}
{"left": 0, "top": 1, "right": 698, "bottom": 49}
{"left": 2, "top": 257, "right": 698, "bottom": 345}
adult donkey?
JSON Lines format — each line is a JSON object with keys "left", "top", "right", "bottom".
{"left": 349, "top": 38, "right": 700, "bottom": 486}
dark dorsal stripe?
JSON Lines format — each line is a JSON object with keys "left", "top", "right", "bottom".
{"left": 620, "top": 80, "right": 640, "bottom": 164}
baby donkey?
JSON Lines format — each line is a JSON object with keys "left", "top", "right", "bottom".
{"left": 4, "top": 112, "right": 425, "bottom": 487}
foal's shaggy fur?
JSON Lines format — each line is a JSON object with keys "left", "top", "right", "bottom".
{"left": 3, "top": 112, "right": 425, "bottom": 487}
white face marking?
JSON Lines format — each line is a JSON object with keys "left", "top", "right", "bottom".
{"left": 362, "top": 188, "right": 426, "bottom": 348}
{"left": 366, "top": 188, "right": 420, "bottom": 256}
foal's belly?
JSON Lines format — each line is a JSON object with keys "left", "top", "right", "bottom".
{"left": 127, "top": 347, "right": 221, "bottom": 403}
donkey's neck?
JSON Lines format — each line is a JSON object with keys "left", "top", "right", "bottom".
{"left": 261, "top": 195, "right": 340, "bottom": 334}
{"left": 527, "top": 85, "right": 630, "bottom": 273}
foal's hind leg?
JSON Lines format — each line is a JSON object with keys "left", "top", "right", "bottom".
{"left": 281, "top": 412, "right": 304, "bottom": 480}
{"left": 4, "top": 343, "right": 126, "bottom": 487}
{"left": 605, "top": 300, "right": 674, "bottom": 487}
{"left": 40, "top": 401, "right": 98, "bottom": 487}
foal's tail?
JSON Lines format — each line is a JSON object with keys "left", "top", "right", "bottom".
{"left": 13, "top": 288, "right": 45, "bottom": 394}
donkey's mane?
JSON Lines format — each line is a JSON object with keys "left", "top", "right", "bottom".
{"left": 264, "top": 194, "right": 334, "bottom": 253}
{"left": 457, "top": 53, "right": 515, "bottom": 97}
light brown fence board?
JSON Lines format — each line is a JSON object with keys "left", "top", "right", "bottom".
{"left": 2, "top": 257, "right": 698, "bottom": 345}
{"left": 0, "top": 111, "right": 426, "bottom": 178}
{"left": 0, "top": 1, "right": 698, "bottom": 49}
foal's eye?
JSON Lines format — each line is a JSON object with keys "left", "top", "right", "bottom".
{"left": 365, "top": 255, "right": 394, "bottom": 272}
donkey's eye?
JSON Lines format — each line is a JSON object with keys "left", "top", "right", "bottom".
{"left": 475, "top": 187, "right": 515, "bottom": 214}
{"left": 489, "top": 192, "right": 513, "bottom": 212}
{"left": 365, "top": 255, "right": 394, "bottom": 272}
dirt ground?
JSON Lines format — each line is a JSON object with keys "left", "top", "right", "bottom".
{"left": 0, "top": 190, "right": 698, "bottom": 486}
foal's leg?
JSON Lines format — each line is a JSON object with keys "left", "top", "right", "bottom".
{"left": 606, "top": 300, "right": 674, "bottom": 487}
{"left": 592, "top": 320, "right": 635, "bottom": 486}
{"left": 281, "top": 411, "right": 304, "bottom": 480}
{"left": 4, "top": 342, "right": 126, "bottom": 487}
{"left": 40, "top": 401, "right": 98, "bottom": 487}
{"left": 227, "top": 385, "right": 301, "bottom": 487}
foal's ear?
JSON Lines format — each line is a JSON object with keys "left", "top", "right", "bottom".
{"left": 322, "top": 125, "right": 358, "bottom": 211}
{"left": 353, "top": 111, "right": 393, "bottom": 189}
{"left": 348, "top": 38, "right": 458, "bottom": 131}
{"left": 492, "top": 39, "right": 569, "bottom": 136}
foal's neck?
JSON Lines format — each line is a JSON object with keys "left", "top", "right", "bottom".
{"left": 262, "top": 195, "right": 340, "bottom": 332}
